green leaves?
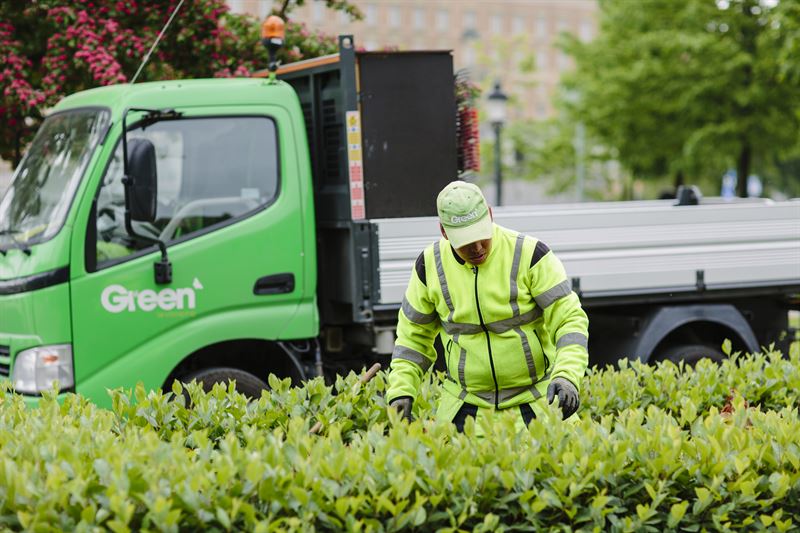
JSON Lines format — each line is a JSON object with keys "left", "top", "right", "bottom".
{"left": 722, "top": 338, "right": 733, "bottom": 357}
{"left": 581, "top": 348, "right": 800, "bottom": 419}
{"left": 669, "top": 501, "right": 690, "bottom": 528}
{"left": 0, "top": 351, "right": 798, "bottom": 530}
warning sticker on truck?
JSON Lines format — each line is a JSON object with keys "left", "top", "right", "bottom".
{"left": 346, "top": 111, "right": 365, "bottom": 220}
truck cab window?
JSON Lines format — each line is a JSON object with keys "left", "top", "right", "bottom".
{"left": 94, "top": 116, "right": 279, "bottom": 265}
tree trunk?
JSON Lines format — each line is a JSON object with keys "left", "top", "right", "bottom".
{"left": 623, "top": 173, "right": 633, "bottom": 201}
{"left": 673, "top": 169, "right": 684, "bottom": 193}
{"left": 277, "top": 0, "right": 291, "bottom": 18}
{"left": 736, "top": 0, "right": 756, "bottom": 199}
{"left": 736, "top": 141, "right": 751, "bottom": 198}
{"left": 13, "top": 127, "right": 22, "bottom": 169}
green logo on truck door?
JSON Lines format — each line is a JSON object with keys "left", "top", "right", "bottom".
{"left": 101, "top": 278, "right": 204, "bottom": 313}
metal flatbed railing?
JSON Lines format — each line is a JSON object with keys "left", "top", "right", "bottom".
{"left": 373, "top": 198, "right": 800, "bottom": 307}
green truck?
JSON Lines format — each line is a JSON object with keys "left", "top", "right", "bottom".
{"left": 0, "top": 38, "right": 464, "bottom": 406}
{"left": 1, "top": 37, "right": 798, "bottom": 407}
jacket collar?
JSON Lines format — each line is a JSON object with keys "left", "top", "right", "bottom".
{"left": 450, "top": 244, "right": 466, "bottom": 265}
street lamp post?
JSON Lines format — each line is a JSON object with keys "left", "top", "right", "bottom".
{"left": 487, "top": 81, "right": 508, "bottom": 206}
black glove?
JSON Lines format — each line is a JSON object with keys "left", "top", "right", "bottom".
{"left": 389, "top": 396, "right": 414, "bottom": 422}
{"left": 547, "top": 377, "right": 579, "bottom": 419}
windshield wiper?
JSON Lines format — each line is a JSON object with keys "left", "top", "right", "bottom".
{"left": 0, "top": 229, "right": 32, "bottom": 256}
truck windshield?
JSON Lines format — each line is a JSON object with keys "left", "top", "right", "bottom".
{"left": 0, "top": 108, "right": 109, "bottom": 247}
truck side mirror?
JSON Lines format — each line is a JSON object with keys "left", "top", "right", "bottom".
{"left": 124, "top": 138, "right": 158, "bottom": 222}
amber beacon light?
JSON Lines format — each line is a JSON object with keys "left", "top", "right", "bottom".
{"left": 261, "top": 15, "right": 285, "bottom": 75}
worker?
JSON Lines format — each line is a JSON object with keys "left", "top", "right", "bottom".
{"left": 386, "top": 181, "right": 589, "bottom": 432}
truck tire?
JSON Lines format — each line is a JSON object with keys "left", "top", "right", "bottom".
{"left": 183, "top": 367, "right": 268, "bottom": 399}
{"left": 655, "top": 343, "right": 726, "bottom": 366}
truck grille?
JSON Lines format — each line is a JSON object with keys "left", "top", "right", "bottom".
{"left": 0, "top": 345, "right": 9, "bottom": 378}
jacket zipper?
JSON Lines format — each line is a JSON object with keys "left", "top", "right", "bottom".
{"left": 533, "top": 329, "right": 550, "bottom": 378}
{"left": 445, "top": 339, "right": 454, "bottom": 381}
{"left": 473, "top": 266, "right": 500, "bottom": 409}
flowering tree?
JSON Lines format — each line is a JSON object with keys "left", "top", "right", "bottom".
{"left": 0, "top": 0, "right": 358, "bottom": 167}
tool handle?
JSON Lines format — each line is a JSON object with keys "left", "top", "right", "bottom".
{"left": 355, "top": 362, "right": 382, "bottom": 388}
{"left": 310, "top": 362, "right": 382, "bottom": 435}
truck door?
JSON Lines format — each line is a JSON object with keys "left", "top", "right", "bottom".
{"left": 70, "top": 109, "right": 307, "bottom": 393}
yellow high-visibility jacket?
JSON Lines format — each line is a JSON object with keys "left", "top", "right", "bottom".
{"left": 386, "top": 223, "right": 589, "bottom": 423}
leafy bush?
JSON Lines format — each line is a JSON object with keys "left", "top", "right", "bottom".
{"left": 580, "top": 348, "right": 800, "bottom": 420}
{"left": 0, "top": 350, "right": 798, "bottom": 531}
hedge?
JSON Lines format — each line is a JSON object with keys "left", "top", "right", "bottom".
{"left": 0, "top": 349, "right": 797, "bottom": 531}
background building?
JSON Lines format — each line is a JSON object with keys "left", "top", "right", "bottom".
{"left": 230, "top": 0, "right": 597, "bottom": 122}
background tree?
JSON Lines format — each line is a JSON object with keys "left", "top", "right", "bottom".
{"left": 558, "top": 0, "right": 800, "bottom": 198}
{"left": 508, "top": 116, "right": 634, "bottom": 201}
{"left": 0, "top": 0, "right": 359, "bottom": 167}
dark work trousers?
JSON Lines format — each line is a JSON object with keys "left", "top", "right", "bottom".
{"left": 452, "top": 402, "right": 536, "bottom": 432}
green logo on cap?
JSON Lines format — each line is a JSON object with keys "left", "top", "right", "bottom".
{"left": 437, "top": 181, "right": 489, "bottom": 228}
{"left": 451, "top": 210, "right": 479, "bottom": 225}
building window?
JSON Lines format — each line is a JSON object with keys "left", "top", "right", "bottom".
{"left": 490, "top": 14, "right": 503, "bottom": 34}
{"left": 536, "top": 49, "right": 548, "bottom": 70}
{"left": 463, "top": 46, "right": 475, "bottom": 67}
{"left": 557, "top": 51, "right": 571, "bottom": 71}
{"left": 513, "top": 48, "right": 524, "bottom": 68}
{"left": 557, "top": 19, "right": 569, "bottom": 32}
{"left": 414, "top": 8, "right": 425, "bottom": 29}
{"left": 536, "top": 17, "right": 548, "bottom": 38}
{"left": 338, "top": 10, "right": 349, "bottom": 24}
{"left": 228, "top": 0, "right": 244, "bottom": 12}
{"left": 579, "top": 20, "right": 594, "bottom": 42}
{"left": 512, "top": 17, "right": 525, "bottom": 35}
{"left": 312, "top": 2, "right": 325, "bottom": 23}
{"left": 436, "top": 9, "right": 449, "bottom": 31}
{"left": 538, "top": 85, "right": 547, "bottom": 99}
{"left": 365, "top": 4, "right": 377, "bottom": 26}
{"left": 388, "top": 6, "right": 401, "bottom": 28}
{"left": 463, "top": 10, "right": 476, "bottom": 29}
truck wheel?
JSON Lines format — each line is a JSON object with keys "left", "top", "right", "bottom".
{"left": 183, "top": 367, "right": 268, "bottom": 399}
{"left": 655, "top": 343, "right": 726, "bottom": 366}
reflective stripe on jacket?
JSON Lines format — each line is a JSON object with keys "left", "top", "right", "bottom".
{"left": 386, "top": 223, "right": 589, "bottom": 412}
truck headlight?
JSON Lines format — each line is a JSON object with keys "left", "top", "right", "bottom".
{"left": 12, "top": 344, "right": 74, "bottom": 394}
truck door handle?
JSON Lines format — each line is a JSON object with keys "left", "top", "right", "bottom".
{"left": 253, "top": 273, "right": 295, "bottom": 295}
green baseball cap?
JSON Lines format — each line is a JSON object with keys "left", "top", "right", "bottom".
{"left": 437, "top": 181, "right": 493, "bottom": 248}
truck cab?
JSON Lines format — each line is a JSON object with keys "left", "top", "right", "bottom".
{"left": 0, "top": 78, "right": 319, "bottom": 406}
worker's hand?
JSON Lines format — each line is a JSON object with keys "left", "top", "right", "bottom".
{"left": 546, "top": 377, "right": 579, "bottom": 419}
{"left": 389, "top": 396, "right": 414, "bottom": 422}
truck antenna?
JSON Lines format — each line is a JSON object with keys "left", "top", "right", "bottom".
{"left": 130, "top": 0, "right": 186, "bottom": 84}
